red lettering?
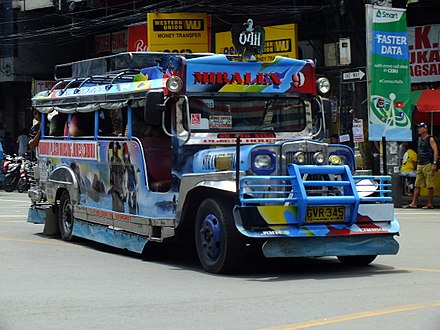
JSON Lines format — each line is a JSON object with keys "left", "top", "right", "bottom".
{"left": 244, "top": 72, "right": 251, "bottom": 84}
{"left": 428, "top": 50, "right": 440, "bottom": 62}
{"left": 415, "top": 26, "right": 431, "bottom": 50}
{"left": 256, "top": 73, "right": 263, "bottom": 84}
{"left": 230, "top": 72, "right": 243, "bottom": 84}
{"left": 417, "top": 51, "right": 428, "bottom": 63}
{"left": 270, "top": 73, "right": 282, "bottom": 85}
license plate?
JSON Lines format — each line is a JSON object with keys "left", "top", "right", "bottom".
{"left": 306, "top": 206, "right": 345, "bottom": 223}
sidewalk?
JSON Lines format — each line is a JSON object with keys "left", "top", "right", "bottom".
{"left": 391, "top": 174, "right": 440, "bottom": 209}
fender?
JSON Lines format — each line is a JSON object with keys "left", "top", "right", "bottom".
{"left": 175, "top": 171, "right": 242, "bottom": 227}
{"left": 46, "top": 165, "right": 80, "bottom": 205}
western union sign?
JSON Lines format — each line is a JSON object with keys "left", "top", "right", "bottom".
{"left": 147, "top": 13, "right": 210, "bottom": 53}
{"left": 216, "top": 23, "right": 297, "bottom": 61}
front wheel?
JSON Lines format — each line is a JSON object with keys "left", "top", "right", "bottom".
{"left": 337, "top": 255, "right": 377, "bottom": 265}
{"left": 58, "top": 190, "right": 74, "bottom": 241}
{"left": 195, "top": 198, "right": 245, "bottom": 274}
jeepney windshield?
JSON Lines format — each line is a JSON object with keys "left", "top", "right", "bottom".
{"left": 187, "top": 97, "right": 306, "bottom": 132}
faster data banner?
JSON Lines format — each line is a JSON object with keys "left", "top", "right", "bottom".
{"left": 366, "top": 5, "right": 411, "bottom": 141}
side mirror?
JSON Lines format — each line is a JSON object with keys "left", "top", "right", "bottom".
{"left": 144, "top": 90, "right": 165, "bottom": 126}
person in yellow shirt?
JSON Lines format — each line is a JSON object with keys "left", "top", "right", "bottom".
{"left": 400, "top": 142, "right": 418, "bottom": 195}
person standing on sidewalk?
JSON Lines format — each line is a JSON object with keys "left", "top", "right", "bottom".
{"left": 404, "top": 123, "right": 439, "bottom": 209}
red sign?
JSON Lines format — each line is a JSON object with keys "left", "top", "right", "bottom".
{"left": 39, "top": 141, "right": 98, "bottom": 160}
{"left": 408, "top": 24, "right": 440, "bottom": 83}
{"left": 128, "top": 22, "right": 148, "bottom": 52}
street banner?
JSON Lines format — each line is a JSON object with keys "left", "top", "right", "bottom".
{"left": 215, "top": 23, "right": 297, "bottom": 62}
{"left": 366, "top": 5, "right": 412, "bottom": 141}
{"left": 408, "top": 24, "right": 440, "bottom": 83}
{"left": 147, "top": 13, "right": 210, "bottom": 53}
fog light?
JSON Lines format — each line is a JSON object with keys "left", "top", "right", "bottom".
{"left": 329, "top": 154, "right": 341, "bottom": 165}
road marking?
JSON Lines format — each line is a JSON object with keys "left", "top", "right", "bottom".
{"left": 0, "top": 199, "right": 30, "bottom": 203}
{"left": 397, "top": 267, "right": 440, "bottom": 273}
{"left": 0, "top": 220, "right": 25, "bottom": 223}
{"left": 0, "top": 215, "right": 27, "bottom": 218}
{"left": 0, "top": 237, "right": 76, "bottom": 247}
{"left": 394, "top": 212, "right": 438, "bottom": 215}
{"left": 265, "top": 300, "right": 440, "bottom": 330}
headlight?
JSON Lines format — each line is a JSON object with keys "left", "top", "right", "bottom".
{"left": 313, "top": 152, "right": 326, "bottom": 164}
{"left": 166, "top": 76, "right": 183, "bottom": 93}
{"left": 329, "top": 154, "right": 341, "bottom": 165}
{"left": 316, "top": 77, "right": 330, "bottom": 94}
{"left": 254, "top": 154, "right": 272, "bottom": 169}
{"left": 293, "top": 152, "right": 306, "bottom": 164}
{"left": 251, "top": 151, "right": 276, "bottom": 175}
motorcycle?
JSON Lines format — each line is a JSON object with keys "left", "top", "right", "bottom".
{"left": 4, "top": 156, "right": 23, "bottom": 192}
{"left": 17, "top": 160, "right": 36, "bottom": 193}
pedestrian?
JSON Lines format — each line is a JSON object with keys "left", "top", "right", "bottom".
{"left": 400, "top": 141, "right": 417, "bottom": 195}
{"left": 16, "top": 129, "right": 30, "bottom": 156}
{"left": 398, "top": 141, "right": 408, "bottom": 166}
{"left": 404, "top": 123, "right": 439, "bottom": 209}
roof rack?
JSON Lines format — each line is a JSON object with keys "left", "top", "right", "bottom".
{"left": 54, "top": 52, "right": 212, "bottom": 81}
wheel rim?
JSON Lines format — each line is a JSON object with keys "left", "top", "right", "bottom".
{"left": 61, "top": 198, "right": 73, "bottom": 231}
{"left": 199, "top": 214, "right": 222, "bottom": 261}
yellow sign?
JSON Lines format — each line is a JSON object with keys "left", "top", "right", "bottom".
{"left": 215, "top": 23, "right": 297, "bottom": 62}
{"left": 147, "top": 12, "right": 210, "bottom": 53}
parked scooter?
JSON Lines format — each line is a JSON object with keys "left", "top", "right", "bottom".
{"left": 4, "top": 156, "right": 24, "bottom": 192}
{"left": 17, "top": 160, "right": 36, "bottom": 193}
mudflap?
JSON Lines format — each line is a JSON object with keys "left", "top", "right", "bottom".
{"left": 27, "top": 205, "right": 59, "bottom": 235}
{"left": 262, "top": 234, "right": 399, "bottom": 258}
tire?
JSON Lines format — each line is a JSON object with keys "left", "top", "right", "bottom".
{"left": 4, "top": 176, "right": 14, "bottom": 192}
{"left": 337, "top": 255, "right": 377, "bottom": 265}
{"left": 195, "top": 198, "right": 245, "bottom": 274}
{"left": 58, "top": 190, "right": 74, "bottom": 241}
{"left": 17, "top": 178, "right": 27, "bottom": 193}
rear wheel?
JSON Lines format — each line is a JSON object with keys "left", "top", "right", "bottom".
{"left": 337, "top": 255, "right": 377, "bottom": 265}
{"left": 4, "top": 176, "right": 14, "bottom": 192}
{"left": 58, "top": 190, "right": 74, "bottom": 241}
{"left": 195, "top": 198, "right": 245, "bottom": 274}
{"left": 17, "top": 178, "right": 27, "bottom": 193}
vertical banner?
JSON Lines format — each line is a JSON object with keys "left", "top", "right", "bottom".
{"left": 366, "top": 5, "right": 411, "bottom": 141}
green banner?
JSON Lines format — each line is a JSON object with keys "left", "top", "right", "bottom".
{"left": 366, "top": 5, "right": 411, "bottom": 141}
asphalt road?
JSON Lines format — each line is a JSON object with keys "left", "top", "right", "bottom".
{"left": 0, "top": 191, "right": 439, "bottom": 330}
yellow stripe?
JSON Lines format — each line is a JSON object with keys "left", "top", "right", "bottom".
{"left": 265, "top": 301, "right": 440, "bottom": 330}
{"left": 397, "top": 267, "right": 440, "bottom": 273}
{"left": 0, "top": 237, "right": 76, "bottom": 247}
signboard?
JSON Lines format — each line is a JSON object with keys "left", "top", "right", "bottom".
{"left": 128, "top": 22, "right": 148, "bottom": 52}
{"left": 216, "top": 23, "right": 297, "bottom": 62}
{"left": 32, "top": 80, "right": 56, "bottom": 96}
{"left": 366, "top": 5, "right": 411, "bottom": 142}
{"left": 341, "top": 67, "right": 366, "bottom": 83}
{"left": 95, "top": 31, "right": 127, "bottom": 54}
{"left": 352, "top": 119, "right": 365, "bottom": 142}
{"left": 0, "top": 57, "right": 14, "bottom": 82}
{"left": 147, "top": 13, "right": 210, "bottom": 53}
{"left": 39, "top": 141, "right": 98, "bottom": 160}
{"left": 408, "top": 24, "right": 440, "bottom": 83}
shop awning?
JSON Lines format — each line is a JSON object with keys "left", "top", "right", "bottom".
{"left": 411, "top": 90, "right": 440, "bottom": 113}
